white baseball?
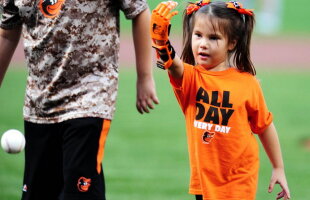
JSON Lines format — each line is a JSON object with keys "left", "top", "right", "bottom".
{"left": 1, "top": 129, "right": 26, "bottom": 154}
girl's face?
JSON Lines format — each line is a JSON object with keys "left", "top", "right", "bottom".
{"left": 191, "top": 15, "right": 235, "bottom": 71}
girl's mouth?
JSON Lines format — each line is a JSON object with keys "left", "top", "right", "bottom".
{"left": 198, "top": 52, "right": 210, "bottom": 60}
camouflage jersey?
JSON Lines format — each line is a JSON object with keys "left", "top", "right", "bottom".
{"left": 0, "top": 0, "right": 148, "bottom": 123}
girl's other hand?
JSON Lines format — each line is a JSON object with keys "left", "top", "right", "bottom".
{"left": 268, "top": 168, "right": 291, "bottom": 199}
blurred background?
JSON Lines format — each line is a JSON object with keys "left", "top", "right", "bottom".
{"left": 1, "top": 0, "right": 309, "bottom": 199}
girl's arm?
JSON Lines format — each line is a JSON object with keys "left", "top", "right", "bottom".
{"left": 132, "top": 8, "right": 159, "bottom": 114}
{"left": 0, "top": 26, "right": 22, "bottom": 87}
{"left": 168, "top": 51, "right": 184, "bottom": 79}
{"left": 258, "top": 122, "right": 291, "bottom": 199}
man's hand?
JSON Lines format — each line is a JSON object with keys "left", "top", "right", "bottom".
{"left": 136, "top": 75, "right": 159, "bottom": 114}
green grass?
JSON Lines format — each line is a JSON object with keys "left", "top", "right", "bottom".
{"left": 1, "top": 66, "right": 310, "bottom": 199}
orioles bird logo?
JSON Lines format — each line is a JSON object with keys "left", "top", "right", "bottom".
{"left": 39, "top": 0, "right": 66, "bottom": 18}
{"left": 152, "top": 24, "right": 171, "bottom": 39}
{"left": 202, "top": 131, "right": 215, "bottom": 144}
{"left": 77, "top": 177, "right": 92, "bottom": 192}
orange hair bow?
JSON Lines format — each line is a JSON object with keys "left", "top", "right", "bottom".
{"left": 186, "top": 0, "right": 211, "bottom": 15}
{"left": 226, "top": 1, "right": 254, "bottom": 16}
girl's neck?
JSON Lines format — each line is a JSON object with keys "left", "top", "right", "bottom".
{"left": 208, "top": 65, "right": 230, "bottom": 72}
{"left": 200, "top": 61, "right": 230, "bottom": 72}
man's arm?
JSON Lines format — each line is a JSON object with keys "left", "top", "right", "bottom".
{"left": 132, "top": 8, "right": 159, "bottom": 114}
{"left": 0, "top": 26, "right": 22, "bottom": 87}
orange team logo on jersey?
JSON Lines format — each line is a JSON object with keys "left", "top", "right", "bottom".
{"left": 77, "top": 177, "right": 92, "bottom": 192}
{"left": 38, "top": 0, "right": 66, "bottom": 18}
{"left": 202, "top": 131, "right": 215, "bottom": 144}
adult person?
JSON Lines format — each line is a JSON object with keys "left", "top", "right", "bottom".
{"left": 0, "top": 0, "right": 158, "bottom": 199}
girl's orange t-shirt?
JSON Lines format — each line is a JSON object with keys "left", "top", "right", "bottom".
{"left": 169, "top": 64, "right": 273, "bottom": 200}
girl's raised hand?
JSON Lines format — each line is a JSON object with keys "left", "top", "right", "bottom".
{"left": 155, "top": 1, "right": 179, "bottom": 20}
{"left": 150, "top": 1, "right": 178, "bottom": 43}
{"left": 150, "top": 1, "right": 179, "bottom": 70}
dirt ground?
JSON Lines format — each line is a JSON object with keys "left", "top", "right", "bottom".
{"left": 11, "top": 35, "right": 310, "bottom": 69}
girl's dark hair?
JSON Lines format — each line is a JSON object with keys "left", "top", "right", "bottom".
{"left": 181, "top": 1, "right": 256, "bottom": 75}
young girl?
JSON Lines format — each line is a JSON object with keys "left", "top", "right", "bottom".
{"left": 150, "top": 1, "right": 290, "bottom": 199}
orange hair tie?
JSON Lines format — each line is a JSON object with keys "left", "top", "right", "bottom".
{"left": 226, "top": 1, "right": 254, "bottom": 16}
{"left": 186, "top": 0, "right": 211, "bottom": 15}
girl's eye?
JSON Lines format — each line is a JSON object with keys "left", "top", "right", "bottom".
{"left": 194, "top": 33, "right": 202, "bottom": 38}
{"left": 210, "top": 36, "right": 219, "bottom": 40}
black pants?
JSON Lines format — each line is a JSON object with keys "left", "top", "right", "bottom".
{"left": 22, "top": 117, "right": 111, "bottom": 200}
{"left": 195, "top": 195, "right": 203, "bottom": 200}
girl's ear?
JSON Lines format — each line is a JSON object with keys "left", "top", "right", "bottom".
{"left": 228, "top": 40, "right": 237, "bottom": 51}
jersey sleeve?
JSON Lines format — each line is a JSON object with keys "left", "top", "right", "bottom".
{"left": 247, "top": 78, "right": 273, "bottom": 134}
{"left": 168, "top": 63, "right": 195, "bottom": 113}
{"left": 118, "top": 0, "right": 148, "bottom": 19}
{"left": 0, "top": 0, "right": 22, "bottom": 30}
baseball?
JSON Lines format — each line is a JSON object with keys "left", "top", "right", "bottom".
{"left": 1, "top": 129, "right": 26, "bottom": 154}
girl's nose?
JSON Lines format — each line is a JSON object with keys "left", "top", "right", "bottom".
{"left": 199, "top": 38, "right": 208, "bottom": 49}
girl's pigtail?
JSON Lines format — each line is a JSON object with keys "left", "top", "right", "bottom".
{"left": 181, "top": 10, "right": 195, "bottom": 65}
{"left": 233, "top": 13, "right": 256, "bottom": 75}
